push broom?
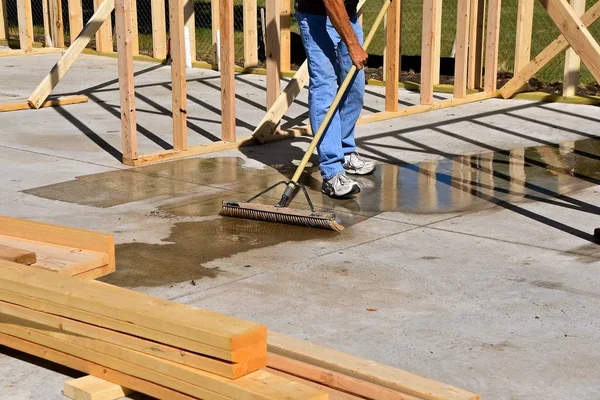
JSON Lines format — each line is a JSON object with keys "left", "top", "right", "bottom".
{"left": 220, "top": 0, "right": 392, "bottom": 232}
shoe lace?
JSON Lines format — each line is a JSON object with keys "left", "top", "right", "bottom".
{"left": 337, "top": 174, "right": 351, "bottom": 185}
{"left": 350, "top": 153, "right": 365, "bottom": 167}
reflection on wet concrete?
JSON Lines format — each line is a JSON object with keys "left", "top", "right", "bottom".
{"left": 21, "top": 138, "right": 600, "bottom": 286}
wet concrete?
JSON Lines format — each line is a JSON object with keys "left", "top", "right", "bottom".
{"left": 101, "top": 218, "right": 338, "bottom": 288}
{"left": 23, "top": 137, "right": 600, "bottom": 219}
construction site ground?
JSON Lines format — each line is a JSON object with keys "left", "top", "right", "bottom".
{"left": 1, "top": 53, "right": 599, "bottom": 400}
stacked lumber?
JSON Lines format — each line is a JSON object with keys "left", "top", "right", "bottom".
{"left": 0, "top": 215, "right": 115, "bottom": 279}
{"left": 267, "top": 332, "right": 481, "bottom": 400}
{"left": 0, "top": 262, "right": 327, "bottom": 399}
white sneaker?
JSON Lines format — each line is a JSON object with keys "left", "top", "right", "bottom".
{"left": 344, "top": 152, "right": 376, "bottom": 175}
{"left": 322, "top": 173, "right": 360, "bottom": 198}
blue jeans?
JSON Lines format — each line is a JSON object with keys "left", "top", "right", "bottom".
{"left": 296, "top": 11, "right": 365, "bottom": 180}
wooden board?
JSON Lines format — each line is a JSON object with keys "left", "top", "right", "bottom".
{"left": 268, "top": 368, "right": 365, "bottom": 400}
{"left": 151, "top": 0, "right": 166, "bottom": 59}
{"left": 0, "top": 95, "right": 88, "bottom": 112}
{"left": 17, "top": 0, "right": 33, "bottom": 51}
{"left": 538, "top": 0, "right": 600, "bottom": 83}
{"left": 130, "top": 0, "right": 138, "bottom": 55}
{"left": 484, "top": 0, "right": 502, "bottom": 93}
{"left": 0, "top": 234, "right": 109, "bottom": 276}
{"left": 467, "top": 0, "right": 485, "bottom": 89}
{"left": 385, "top": 0, "right": 401, "bottom": 112}
{"left": 68, "top": 0, "right": 84, "bottom": 42}
{"left": 0, "top": 47, "right": 63, "bottom": 57}
{"left": 169, "top": 0, "right": 188, "bottom": 150}
{"left": 211, "top": 0, "right": 220, "bottom": 68}
{"left": 0, "top": 320, "right": 326, "bottom": 400}
{"left": 27, "top": 0, "right": 115, "bottom": 109}
{"left": 243, "top": 0, "right": 258, "bottom": 67}
{"left": 268, "top": 332, "right": 480, "bottom": 400}
{"left": 94, "top": 0, "right": 113, "bottom": 52}
{"left": 499, "top": 0, "right": 600, "bottom": 98}
{"left": 115, "top": 0, "right": 138, "bottom": 161}
{"left": 220, "top": 0, "right": 236, "bottom": 142}
{"left": 0, "top": 244, "right": 35, "bottom": 265}
{"left": 64, "top": 375, "right": 134, "bottom": 400}
{"left": 0, "top": 333, "right": 196, "bottom": 400}
{"left": 49, "top": 0, "right": 65, "bottom": 47}
{"left": 268, "top": 353, "right": 420, "bottom": 400}
{"left": 454, "top": 0, "right": 471, "bottom": 98}
{"left": 266, "top": 0, "right": 280, "bottom": 109}
{"left": 0, "top": 215, "right": 114, "bottom": 270}
{"left": 420, "top": 0, "right": 439, "bottom": 105}
{"left": 183, "top": 0, "right": 196, "bottom": 62}
{"left": 0, "top": 262, "right": 266, "bottom": 353}
{"left": 0, "top": 301, "right": 266, "bottom": 379}
{"left": 0, "top": 0, "right": 8, "bottom": 41}
{"left": 563, "top": 0, "right": 586, "bottom": 97}
{"left": 280, "top": 0, "right": 291, "bottom": 72}
{"left": 0, "top": 289, "right": 266, "bottom": 363}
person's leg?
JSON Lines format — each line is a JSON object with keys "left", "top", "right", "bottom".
{"left": 326, "top": 13, "right": 365, "bottom": 154}
{"left": 325, "top": 14, "right": 375, "bottom": 176}
{"left": 296, "top": 12, "right": 344, "bottom": 181}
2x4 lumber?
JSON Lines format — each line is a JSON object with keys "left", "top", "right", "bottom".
{"left": 253, "top": 59, "right": 309, "bottom": 143}
{"left": 268, "top": 368, "right": 366, "bottom": 400}
{"left": 454, "top": 0, "right": 471, "bottom": 98}
{"left": 68, "top": 0, "right": 84, "bottom": 43}
{"left": 0, "top": 320, "right": 326, "bottom": 400}
{"left": 538, "top": 0, "right": 600, "bottom": 84}
{"left": 17, "top": 0, "right": 33, "bottom": 51}
{"left": 483, "top": 0, "right": 502, "bottom": 93}
{"left": 63, "top": 375, "right": 134, "bottom": 400}
{"left": 280, "top": 0, "right": 291, "bottom": 72}
{"left": 467, "top": 0, "right": 485, "bottom": 89}
{"left": 359, "top": 91, "right": 496, "bottom": 125}
{"left": 432, "top": 0, "right": 442, "bottom": 85}
{"left": 169, "top": 0, "right": 188, "bottom": 150}
{"left": 0, "top": 262, "right": 266, "bottom": 352}
{"left": 220, "top": 0, "right": 236, "bottom": 142}
{"left": 211, "top": 0, "right": 220, "bottom": 68}
{"left": 27, "top": 0, "right": 116, "bottom": 109}
{"left": 268, "top": 332, "right": 480, "bottom": 400}
{"left": 49, "top": 0, "right": 65, "bottom": 47}
{"left": 94, "top": 0, "right": 113, "bottom": 52}
{"left": 0, "top": 47, "right": 64, "bottom": 56}
{"left": 150, "top": 0, "right": 166, "bottom": 59}
{"left": 514, "top": 0, "right": 535, "bottom": 72}
{"left": 0, "top": 302, "right": 266, "bottom": 379}
{"left": 562, "top": 0, "right": 586, "bottom": 97}
{"left": 0, "top": 289, "right": 266, "bottom": 362}
{"left": 0, "top": 0, "right": 8, "bottom": 41}
{"left": 130, "top": 0, "right": 138, "bottom": 55}
{"left": 0, "top": 215, "right": 113, "bottom": 266}
{"left": 0, "top": 234, "right": 108, "bottom": 275}
{"left": 0, "top": 333, "right": 196, "bottom": 400}
{"left": 0, "top": 244, "right": 36, "bottom": 265}
{"left": 266, "top": 0, "right": 280, "bottom": 109}
{"left": 184, "top": 0, "right": 196, "bottom": 61}
{"left": 499, "top": 0, "right": 600, "bottom": 98}
{"left": 43, "top": 0, "right": 51, "bottom": 45}
{"left": 115, "top": 0, "right": 137, "bottom": 161}
{"left": 420, "top": 0, "right": 440, "bottom": 105}
{"left": 0, "top": 95, "right": 88, "bottom": 112}
{"left": 243, "top": 0, "right": 258, "bottom": 68}
{"left": 385, "top": 0, "right": 401, "bottom": 112}
{"left": 268, "top": 353, "right": 420, "bottom": 400}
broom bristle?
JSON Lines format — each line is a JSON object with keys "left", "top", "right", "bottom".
{"left": 219, "top": 201, "right": 344, "bottom": 232}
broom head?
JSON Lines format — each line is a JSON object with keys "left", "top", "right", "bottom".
{"left": 220, "top": 201, "right": 344, "bottom": 232}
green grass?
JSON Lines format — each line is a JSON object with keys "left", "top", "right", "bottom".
{"left": 7, "top": 0, "right": 599, "bottom": 84}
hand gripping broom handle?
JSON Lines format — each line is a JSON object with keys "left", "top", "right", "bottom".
{"left": 277, "top": 0, "right": 393, "bottom": 207}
